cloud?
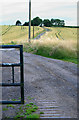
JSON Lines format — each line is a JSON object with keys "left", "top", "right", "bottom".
{"left": 0, "top": 1, "right": 77, "bottom": 26}
{"left": 32, "top": 2, "right": 77, "bottom": 25}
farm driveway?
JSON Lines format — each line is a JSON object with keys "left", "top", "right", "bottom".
{"left": 2, "top": 49, "right": 77, "bottom": 118}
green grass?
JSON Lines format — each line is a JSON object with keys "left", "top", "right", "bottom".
{"left": 14, "top": 114, "right": 25, "bottom": 119}
{"left": 7, "top": 104, "right": 15, "bottom": 108}
{"left": 14, "top": 102, "right": 39, "bottom": 119}
{"left": 40, "top": 111, "right": 44, "bottom": 114}
{"left": 23, "top": 41, "right": 77, "bottom": 64}
{"left": 26, "top": 114, "right": 40, "bottom": 119}
{"left": 35, "top": 45, "right": 77, "bottom": 64}
{"left": 27, "top": 96, "right": 34, "bottom": 100}
{"left": 2, "top": 96, "right": 39, "bottom": 119}
{"left": 3, "top": 108, "right": 8, "bottom": 111}
{"left": 12, "top": 99, "right": 17, "bottom": 101}
{"left": 29, "top": 102, "right": 34, "bottom": 105}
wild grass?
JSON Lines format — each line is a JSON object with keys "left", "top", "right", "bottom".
{"left": 1, "top": 26, "right": 77, "bottom": 64}
{"left": 23, "top": 27, "right": 77, "bottom": 64}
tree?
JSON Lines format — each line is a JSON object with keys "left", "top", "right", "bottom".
{"left": 60, "top": 20, "right": 65, "bottom": 26}
{"left": 31, "top": 17, "right": 42, "bottom": 26}
{"left": 23, "top": 22, "right": 29, "bottom": 26}
{"left": 51, "top": 18, "right": 55, "bottom": 25}
{"left": 43, "top": 19, "right": 52, "bottom": 27}
{"left": 16, "top": 20, "right": 22, "bottom": 26}
{"left": 51, "top": 18, "right": 65, "bottom": 26}
{"left": 54, "top": 19, "right": 61, "bottom": 26}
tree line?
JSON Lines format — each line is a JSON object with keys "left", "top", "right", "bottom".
{"left": 16, "top": 17, "right": 65, "bottom": 27}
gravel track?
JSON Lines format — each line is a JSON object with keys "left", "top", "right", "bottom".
{"left": 1, "top": 49, "right": 77, "bottom": 118}
{"left": 34, "top": 27, "right": 50, "bottom": 39}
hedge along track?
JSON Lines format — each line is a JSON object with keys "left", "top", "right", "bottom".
{"left": 2, "top": 25, "right": 13, "bottom": 36}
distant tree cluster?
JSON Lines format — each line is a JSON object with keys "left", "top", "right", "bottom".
{"left": 51, "top": 18, "right": 65, "bottom": 26}
{"left": 31, "top": 17, "right": 42, "bottom": 26}
{"left": 22, "top": 17, "right": 42, "bottom": 26}
{"left": 16, "top": 17, "right": 65, "bottom": 27}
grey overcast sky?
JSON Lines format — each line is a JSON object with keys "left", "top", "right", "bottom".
{"left": 0, "top": 0, "right": 78, "bottom": 26}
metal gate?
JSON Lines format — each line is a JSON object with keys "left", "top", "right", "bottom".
{"left": 0, "top": 45, "right": 24, "bottom": 104}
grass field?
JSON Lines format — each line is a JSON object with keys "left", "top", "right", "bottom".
{"left": 0, "top": 25, "right": 44, "bottom": 43}
{"left": 0, "top": 25, "right": 77, "bottom": 64}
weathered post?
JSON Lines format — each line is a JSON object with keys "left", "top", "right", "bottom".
{"left": 33, "top": 21, "right": 34, "bottom": 38}
{"left": 29, "top": 0, "right": 31, "bottom": 42}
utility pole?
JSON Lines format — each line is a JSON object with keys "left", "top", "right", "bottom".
{"left": 33, "top": 21, "right": 34, "bottom": 38}
{"left": 29, "top": 0, "right": 31, "bottom": 42}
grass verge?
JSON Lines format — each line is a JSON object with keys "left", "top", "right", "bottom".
{"left": 3, "top": 40, "right": 77, "bottom": 64}
{"left": 23, "top": 41, "right": 77, "bottom": 64}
